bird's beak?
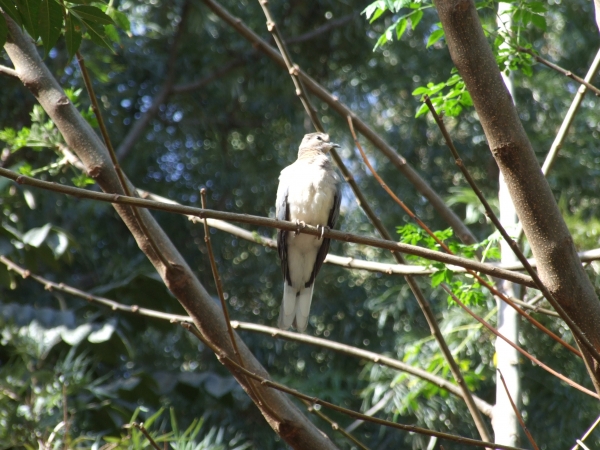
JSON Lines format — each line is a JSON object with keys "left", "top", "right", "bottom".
{"left": 331, "top": 143, "right": 340, "bottom": 149}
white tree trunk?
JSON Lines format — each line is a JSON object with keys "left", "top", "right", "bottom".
{"left": 492, "top": 3, "right": 521, "bottom": 446}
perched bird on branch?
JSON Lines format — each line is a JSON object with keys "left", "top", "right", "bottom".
{"left": 276, "top": 132, "right": 342, "bottom": 331}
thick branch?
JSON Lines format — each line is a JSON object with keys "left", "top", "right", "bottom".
{"left": 0, "top": 167, "right": 537, "bottom": 288}
{"left": 3, "top": 15, "right": 339, "bottom": 449}
{"left": 435, "top": 0, "right": 600, "bottom": 393}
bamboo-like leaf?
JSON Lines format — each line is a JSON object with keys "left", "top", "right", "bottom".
{"left": 0, "top": 0, "right": 23, "bottom": 26}
{"left": 69, "top": 5, "right": 115, "bottom": 25}
{"left": 38, "top": 0, "right": 62, "bottom": 56}
{"left": 65, "top": 13, "right": 82, "bottom": 59}
{"left": 15, "top": 0, "right": 41, "bottom": 39}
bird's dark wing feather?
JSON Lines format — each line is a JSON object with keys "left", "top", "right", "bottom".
{"left": 276, "top": 187, "right": 291, "bottom": 285}
{"left": 307, "top": 187, "right": 342, "bottom": 287}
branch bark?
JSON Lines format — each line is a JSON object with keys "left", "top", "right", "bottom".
{"left": 200, "top": 0, "right": 478, "bottom": 246}
{"left": 3, "top": 15, "right": 339, "bottom": 450}
{"left": 435, "top": 0, "right": 600, "bottom": 393}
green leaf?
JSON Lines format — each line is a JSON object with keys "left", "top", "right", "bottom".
{"left": 431, "top": 268, "right": 453, "bottom": 287}
{"left": 0, "top": 0, "right": 23, "bottom": 26}
{"left": 396, "top": 17, "right": 407, "bottom": 39}
{"left": 15, "top": 0, "right": 41, "bottom": 39}
{"left": 530, "top": 13, "right": 546, "bottom": 30}
{"left": 0, "top": 14, "right": 7, "bottom": 48}
{"left": 410, "top": 9, "right": 423, "bottom": 29}
{"left": 85, "top": 23, "right": 114, "bottom": 51}
{"left": 72, "top": 173, "right": 95, "bottom": 187}
{"left": 65, "top": 13, "right": 82, "bottom": 59}
{"left": 103, "top": 23, "right": 119, "bottom": 43}
{"left": 426, "top": 28, "right": 444, "bottom": 48}
{"left": 415, "top": 103, "right": 429, "bottom": 118}
{"left": 108, "top": 9, "right": 130, "bottom": 33}
{"left": 38, "top": 0, "right": 63, "bottom": 56}
{"left": 69, "top": 5, "right": 115, "bottom": 25}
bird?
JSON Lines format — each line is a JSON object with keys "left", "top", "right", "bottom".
{"left": 275, "top": 132, "right": 342, "bottom": 332}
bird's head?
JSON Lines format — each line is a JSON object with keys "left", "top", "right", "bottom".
{"left": 298, "top": 132, "right": 340, "bottom": 157}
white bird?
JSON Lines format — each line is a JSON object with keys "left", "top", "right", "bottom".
{"left": 276, "top": 132, "right": 342, "bottom": 331}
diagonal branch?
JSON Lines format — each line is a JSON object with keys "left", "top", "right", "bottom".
{"left": 0, "top": 253, "right": 494, "bottom": 417}
{"left": 256, "top": 1, "right": 491, "bottom": 440}
{"left": 436, "top": 0, "right": 600, "bottom": 394}
{"left": 184, "top": 323, "right": 525, "bottom": 450}
{"left": 3, "top": 14, "right": 339, "bottom": 449}
{"left": 200, "top": 0, "right": 478, "bottom": 246}
{"left": 0, "top": 168, "right": 536, "bottom": 286}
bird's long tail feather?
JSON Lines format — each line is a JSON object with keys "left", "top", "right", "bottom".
{"left": 293, "top": 285, "right": 314, "bottom": 332}
{"left": 278, "top": 283, "right": 298, "bottom": 330}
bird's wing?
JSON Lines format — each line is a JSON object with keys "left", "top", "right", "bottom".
{"left": 276, "top": 172, "right": 291, "bottom": 285}
{"left": 306, "top": 185, "right": 341, "bottom": 287}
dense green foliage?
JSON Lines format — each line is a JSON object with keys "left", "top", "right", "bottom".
{"left": 1, "top": 0, "right": 600, "bottom": 448}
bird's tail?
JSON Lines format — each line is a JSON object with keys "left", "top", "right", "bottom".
{"left": 278, "top": 283, "right": 315, "bottom": 332}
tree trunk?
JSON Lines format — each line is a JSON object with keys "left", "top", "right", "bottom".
{"left": 435, "top": 0, "right": 600, "bottom": 393}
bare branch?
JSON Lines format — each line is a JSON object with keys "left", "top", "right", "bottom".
{"left": 498, "top": 370, "right": 539, "bottom": 450}
{"left": 0, "top": 167, "right": 536, "bottom": 287}
{"left": 424, "top": 96, "right": 586, "bottom": 359}
{"left": 436, "top": 0, "right": 600, "bottom": 393}
{"left": 200, "top": 0, "right": 478, "bottom": 246}
{"left": 0, "top": 251, "right": 494, "bottom": 418}
{"left": 541, "top": 48, "right": 600, "bottom": 175}
{"left": 0, "top": 64, "right": 18, "bottom": 78}
{"left": 442, "top": 285, "right": 599, "bottom": 399}
{"left": 3, "top": 14, "right": 339, "bottom": 448}
{"left": 183, "top": 323, "right": 524, "bottom": 450}
{"left": 518, "top": 46, "right": 600, "bottom": 97}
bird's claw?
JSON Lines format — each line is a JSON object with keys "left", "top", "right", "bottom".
{"left": 294, "top": 220, "right": 306, "bottom": 235}
{"left": 317, "top": 225, "right": 328, "bottom": 240}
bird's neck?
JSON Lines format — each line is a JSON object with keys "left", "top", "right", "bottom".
{"left": 297, "top": 148, "right": 326, "bottom": 160}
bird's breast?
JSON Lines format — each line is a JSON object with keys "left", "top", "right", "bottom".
{"left": 285, "top": 164, "right": 337, "bottom": 226}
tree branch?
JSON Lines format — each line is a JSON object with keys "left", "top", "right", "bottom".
{"left": 0, "top": 168, "right": 537, "bottom": 287}
{"left": 0, "top": 253, "right": 494, "bottom": 418}
{"left": 435, "top": 0, "right": 600, "bottom": 395}
{"left": 3, "top": 14, "right": 339, "bottom": 449}
{"left": 0, "top": 64, "right": 18, "bottom": 78}
{"left": 200, "top": 0, "right": 479, "bottom": 247}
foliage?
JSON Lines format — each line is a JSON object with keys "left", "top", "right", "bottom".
{"left": 1, "top": 0, "right": 600, "bottom": 447}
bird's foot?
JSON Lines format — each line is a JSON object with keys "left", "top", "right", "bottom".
{"left": 317, "top": 225, "right": 329, "bottom": 240}
{"left": 294, "top": 220, "right": 306, "bottom": 235}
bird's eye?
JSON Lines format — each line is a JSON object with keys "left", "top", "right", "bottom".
{"left": 316, "top": 136, "right": 322, "bottom": 141}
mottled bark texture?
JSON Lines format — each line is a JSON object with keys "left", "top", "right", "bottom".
{"left": 436, "top": 0, "right": 600, "bottom": 393}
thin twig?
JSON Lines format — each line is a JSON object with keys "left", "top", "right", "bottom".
{"left": 497, "top": 370, "right": 539, "bottom": 450}
{"left": 518, "top": 47, "right": 600, "bottom": 97}
{"left": 200, "top": 0, "right": 479, "bottom": 246}
{"left": 181, "top": 322, "right": 525, "bottom": 450}
{"left": 199, "top": 189, "right": 278, "bottom": 418}
{"left": 0, "top": 167, "right": 536, "bottom": 286}
{"left": 256, "top": 2, "right": 490, "bottom": 440}
{"left": 572, "top": 414, "right": 600, "bottom": 450}
{"left": 541, "top": 48, "right": 600, "bottom": 175}
{"left": 348, "top": 115, "right": 580, "bottom": 356}
{"left": 0, "top": 253, "right": 494, "bottom": 416}
{"left": 62, "top": 383, "right": 69, "bottom": 450}
{"left": 75, "top": 51, "right": 172, "bottom": 269}
{"left": 200, "top": 188, "right": 242, "bottom": 362}
{"left": 124, "top": 423, "right": 162, "bottom": 450}
{"left": 0, "top": 64, "right": 18, "bottom": 78}
{"left": 303, "top": 400, "right": 371, "bottom": 450}
{"left": 424, "top": 96, "right": 600, "bottom": 363}
{"left": 440, "top": 285, "right": 599, "bottom": 399}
